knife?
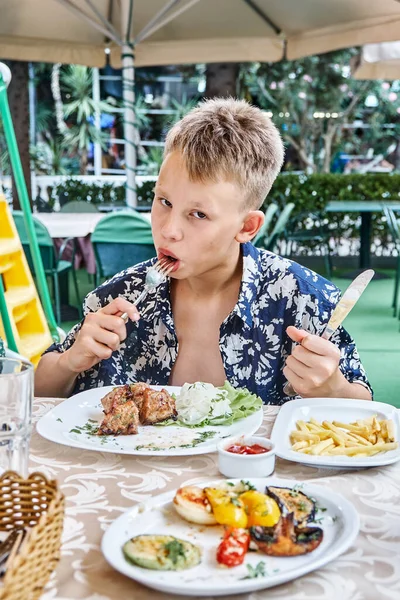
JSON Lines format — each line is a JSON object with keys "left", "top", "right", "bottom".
{"left": 284, "top": 269, "right": 375, "bottom": 396}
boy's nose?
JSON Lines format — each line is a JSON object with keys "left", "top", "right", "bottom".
{"left": 160, "top": 214, "right": 183, "bottom": 241}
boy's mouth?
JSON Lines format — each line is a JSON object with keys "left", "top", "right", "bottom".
{"left": 158, "top": 249, "right": 180, "bottom": 272}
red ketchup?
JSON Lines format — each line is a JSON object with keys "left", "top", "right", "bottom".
{"left": 225, "top": 443, "right": 270, "bottom": 455}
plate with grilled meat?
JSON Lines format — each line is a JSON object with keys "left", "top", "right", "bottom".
{"left": 36, "top": 382, "right": 264, "bottom": 456}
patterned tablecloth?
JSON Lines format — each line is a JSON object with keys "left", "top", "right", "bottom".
{"left": 32, "top": 399, "right": 400, "bottom": 600}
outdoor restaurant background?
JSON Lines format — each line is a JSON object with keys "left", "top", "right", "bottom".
{"left": 1, "top": 14, "right": 400, "bottom": 407}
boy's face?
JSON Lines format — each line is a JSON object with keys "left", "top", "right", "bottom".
{"left": 151, "top": 151, "right": 256, "bottom": 280}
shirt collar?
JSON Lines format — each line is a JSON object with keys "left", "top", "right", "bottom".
{"left": 230, "top": 242, "right": 263, "bottom": 328}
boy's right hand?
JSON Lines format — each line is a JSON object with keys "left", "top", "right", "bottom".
{"left": 61, "top": 298, "right": 140, "bottom": 374}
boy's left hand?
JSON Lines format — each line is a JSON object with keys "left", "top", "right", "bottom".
{"left": 284, "top": 326, "right": 345, "bottom": 398}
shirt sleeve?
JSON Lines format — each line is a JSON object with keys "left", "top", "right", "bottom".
{"left": 330, "top": 325, "right": 373, "bottom": 396}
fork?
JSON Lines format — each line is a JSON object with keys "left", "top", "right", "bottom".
{"left": 120, "top": 258, "right": 175, "bottom": 322}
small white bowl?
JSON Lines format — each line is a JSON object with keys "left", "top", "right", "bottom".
{"left": 217, "top": 435, "right": 276, "bottom": 478}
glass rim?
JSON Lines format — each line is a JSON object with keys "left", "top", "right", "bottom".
{"left": 0, "top": 357, "right": 34, "bottom": 376}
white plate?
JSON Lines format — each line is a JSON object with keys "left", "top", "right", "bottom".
{"left": 36, "top": 385, "right": 263, "bottom": 456}
{"left": 101, "top": 476, "right": 359, "bottom": 597}
{"left": 270, "top": 397, "right": 400, "bottom": 468}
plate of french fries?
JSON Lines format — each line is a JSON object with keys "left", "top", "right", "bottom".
{"left": 270, "top": 398, "right": 400, "bottom": 468}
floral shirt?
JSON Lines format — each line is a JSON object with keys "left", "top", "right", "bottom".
{"left": 45, "top": 242, "right": 372, "bottom": 404}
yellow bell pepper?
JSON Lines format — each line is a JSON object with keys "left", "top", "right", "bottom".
{"left": 204, "top": 488, "right": 248, "bottom": 528}
{"left": 240, "top": 490, "right": 281, "bottom": 527}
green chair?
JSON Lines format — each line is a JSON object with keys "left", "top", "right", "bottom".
{"left": 382, "top": 204, "right": 400, "bottom": 317}
{"left": 285, "top": 211, "right": 333, "bottom": 279}
{"left": 60, "top": 201, "right": 99, "bottom": 213}
{"left": 92, "top": 210, "right": 156, "bottom": 285}
{"left": 253, "top": 202, "right": 279, "bottom": 247}
{"left": 256, "top": 203, "right": 295, "bottom": 252}
{"left": 13, "top": 211, "right": 80, "bottom": 325}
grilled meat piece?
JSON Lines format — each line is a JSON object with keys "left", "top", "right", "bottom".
{"left": 101, "top": 384, "right": 134, "bottom": 414}
{"left": 129, "top": 382, "right": 151, "bottom": 411}
{"left": 98, "top": 400, "right": 139, "bottom": 435}
{"left": 140, "top": 388, "right": 177, "bottom": 425}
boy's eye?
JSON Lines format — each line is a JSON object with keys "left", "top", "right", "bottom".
{"left": 192, "top": 211, "right": 207, "bottom": 220}
{"left": 160, "top": 197, "right": 172, "bottom": 208}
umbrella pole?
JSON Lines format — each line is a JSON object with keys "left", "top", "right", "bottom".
{"left": 0, "top": 63, "right": 59, "bottom": 342}
{"left": 121, "top": 43, "right": 137, "bottom": 208}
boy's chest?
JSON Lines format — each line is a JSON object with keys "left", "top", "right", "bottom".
{"left": 168, "top": 294, "right": 236, "bottom": 386}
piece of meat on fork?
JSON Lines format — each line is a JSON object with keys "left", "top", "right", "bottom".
{"left": 140, "top": 388, "right": 177, "bottom": 425}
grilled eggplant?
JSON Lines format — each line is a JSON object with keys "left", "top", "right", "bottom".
{"left": 250, "top": 513, "right": 323, "bottom": 557}
{"left": 266, "top": 486, "right": 315, "bottom": 526}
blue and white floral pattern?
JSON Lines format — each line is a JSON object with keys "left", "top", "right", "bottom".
{"left": 45, "top": 242, "right": 371, "bottom": 404}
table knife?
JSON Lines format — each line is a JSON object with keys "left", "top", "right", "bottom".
{"left": 284, "top": 269, "right": 375, "bottom": 396}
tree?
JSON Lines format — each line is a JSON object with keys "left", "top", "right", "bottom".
{"left": 60, "top": 65, "right": 111, "bottom": 174}
{"left": 205, "top": 63, "right": 239, "bottom": 98}
{"left": 240, "top": 49, "right": 400, "bottom": 172}
{"left": 5, "top": 60, "right": 32, "bottom": 208}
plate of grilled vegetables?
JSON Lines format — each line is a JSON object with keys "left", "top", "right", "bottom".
{"left": 101, "top": 477, "right": 359, "bottom": 596}
{"left": 36, "top": 381, "right": 264, "bottom": 455}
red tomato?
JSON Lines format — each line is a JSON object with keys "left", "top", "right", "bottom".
{"left": 226, "top": 443, "right": 270, "bottom": 455}
{"left": 216, "top": 528, "right": 250, "bottom": 567}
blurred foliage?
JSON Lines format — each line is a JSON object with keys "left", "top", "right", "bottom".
{"left": 266, "top": 172, "right": 400, "bottom": 253}
{"left": 61, "top": 65, "right": 112, "bottom": 173}
{"left": 52, "top": 177, "right": 154, "bottom": 209}
{"left": 240, "top": 49, "right": 400, "bottom": 173}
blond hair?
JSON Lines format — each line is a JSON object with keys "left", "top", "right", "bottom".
{"left": 164, "top": 98, "right": 284, "bottom": 209}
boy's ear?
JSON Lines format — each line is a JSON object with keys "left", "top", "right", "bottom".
{"left": 235, "top": 210, "right": 264, "bottom": 243}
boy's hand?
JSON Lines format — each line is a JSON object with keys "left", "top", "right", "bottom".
{"left": 283, "top": 326, "right": 346, "bottom": 398}
{"left": 61, "top": 298, "right": 140, "bottom": 374}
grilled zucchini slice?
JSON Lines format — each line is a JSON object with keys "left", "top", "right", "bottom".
{"left": 122, "top": 534, "right": 201, "bottom": 571}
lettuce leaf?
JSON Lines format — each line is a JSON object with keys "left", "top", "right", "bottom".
{"left": 157, "top": 381, "right": 262, "bottom": 428}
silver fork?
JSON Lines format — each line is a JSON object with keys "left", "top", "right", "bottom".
{"left": 120, "top": 258, "right": 175, "bottom": 322}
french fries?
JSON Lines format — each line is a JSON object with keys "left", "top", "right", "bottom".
{"left": 289, "top": 415, "right": 398, "bottom": 457}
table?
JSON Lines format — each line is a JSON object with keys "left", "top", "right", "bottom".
{"left": 326, "top": 201, "right": 400, "bottom": 270}
{"left": 30, "top": 398, "right": 400, "bottom": 600}
{"left": 34, "top": 213, "right": 106, "bottom": 239}
{"left": 35, "top": 211, "right": 152, "bottom": 239}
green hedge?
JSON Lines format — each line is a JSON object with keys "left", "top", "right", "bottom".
{"left": 53, "top": 178, "right": 154, "bottom": 208}
{"left": 266, "top": 173, "right": 400, "bottom": 253}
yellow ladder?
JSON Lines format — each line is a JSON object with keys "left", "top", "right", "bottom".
{"left": 0, "top": 196, "right": 53, "bottom": 366}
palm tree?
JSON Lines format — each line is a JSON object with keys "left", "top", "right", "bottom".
{"left": 60, "top": 65, "right": 111, "bottom": 174}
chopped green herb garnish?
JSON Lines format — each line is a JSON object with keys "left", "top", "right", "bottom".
{"left": 56, "top": 418, "right": 63, "bottom": 423}
{"left": 241, "top": 480, "right": 257, "bottom": 491}
{"left": 240, "top": 561, "right": 268, "bottom": 579}
{"left": 163, "top": 540, "right": 186, "bottom": 565}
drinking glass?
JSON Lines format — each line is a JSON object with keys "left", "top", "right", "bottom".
{"left": 0, "top": 358, "right": 33, "bottom": 477}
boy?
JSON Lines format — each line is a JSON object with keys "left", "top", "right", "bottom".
{"left": 35, "top": 99, "right": 372, "bottom": 404}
